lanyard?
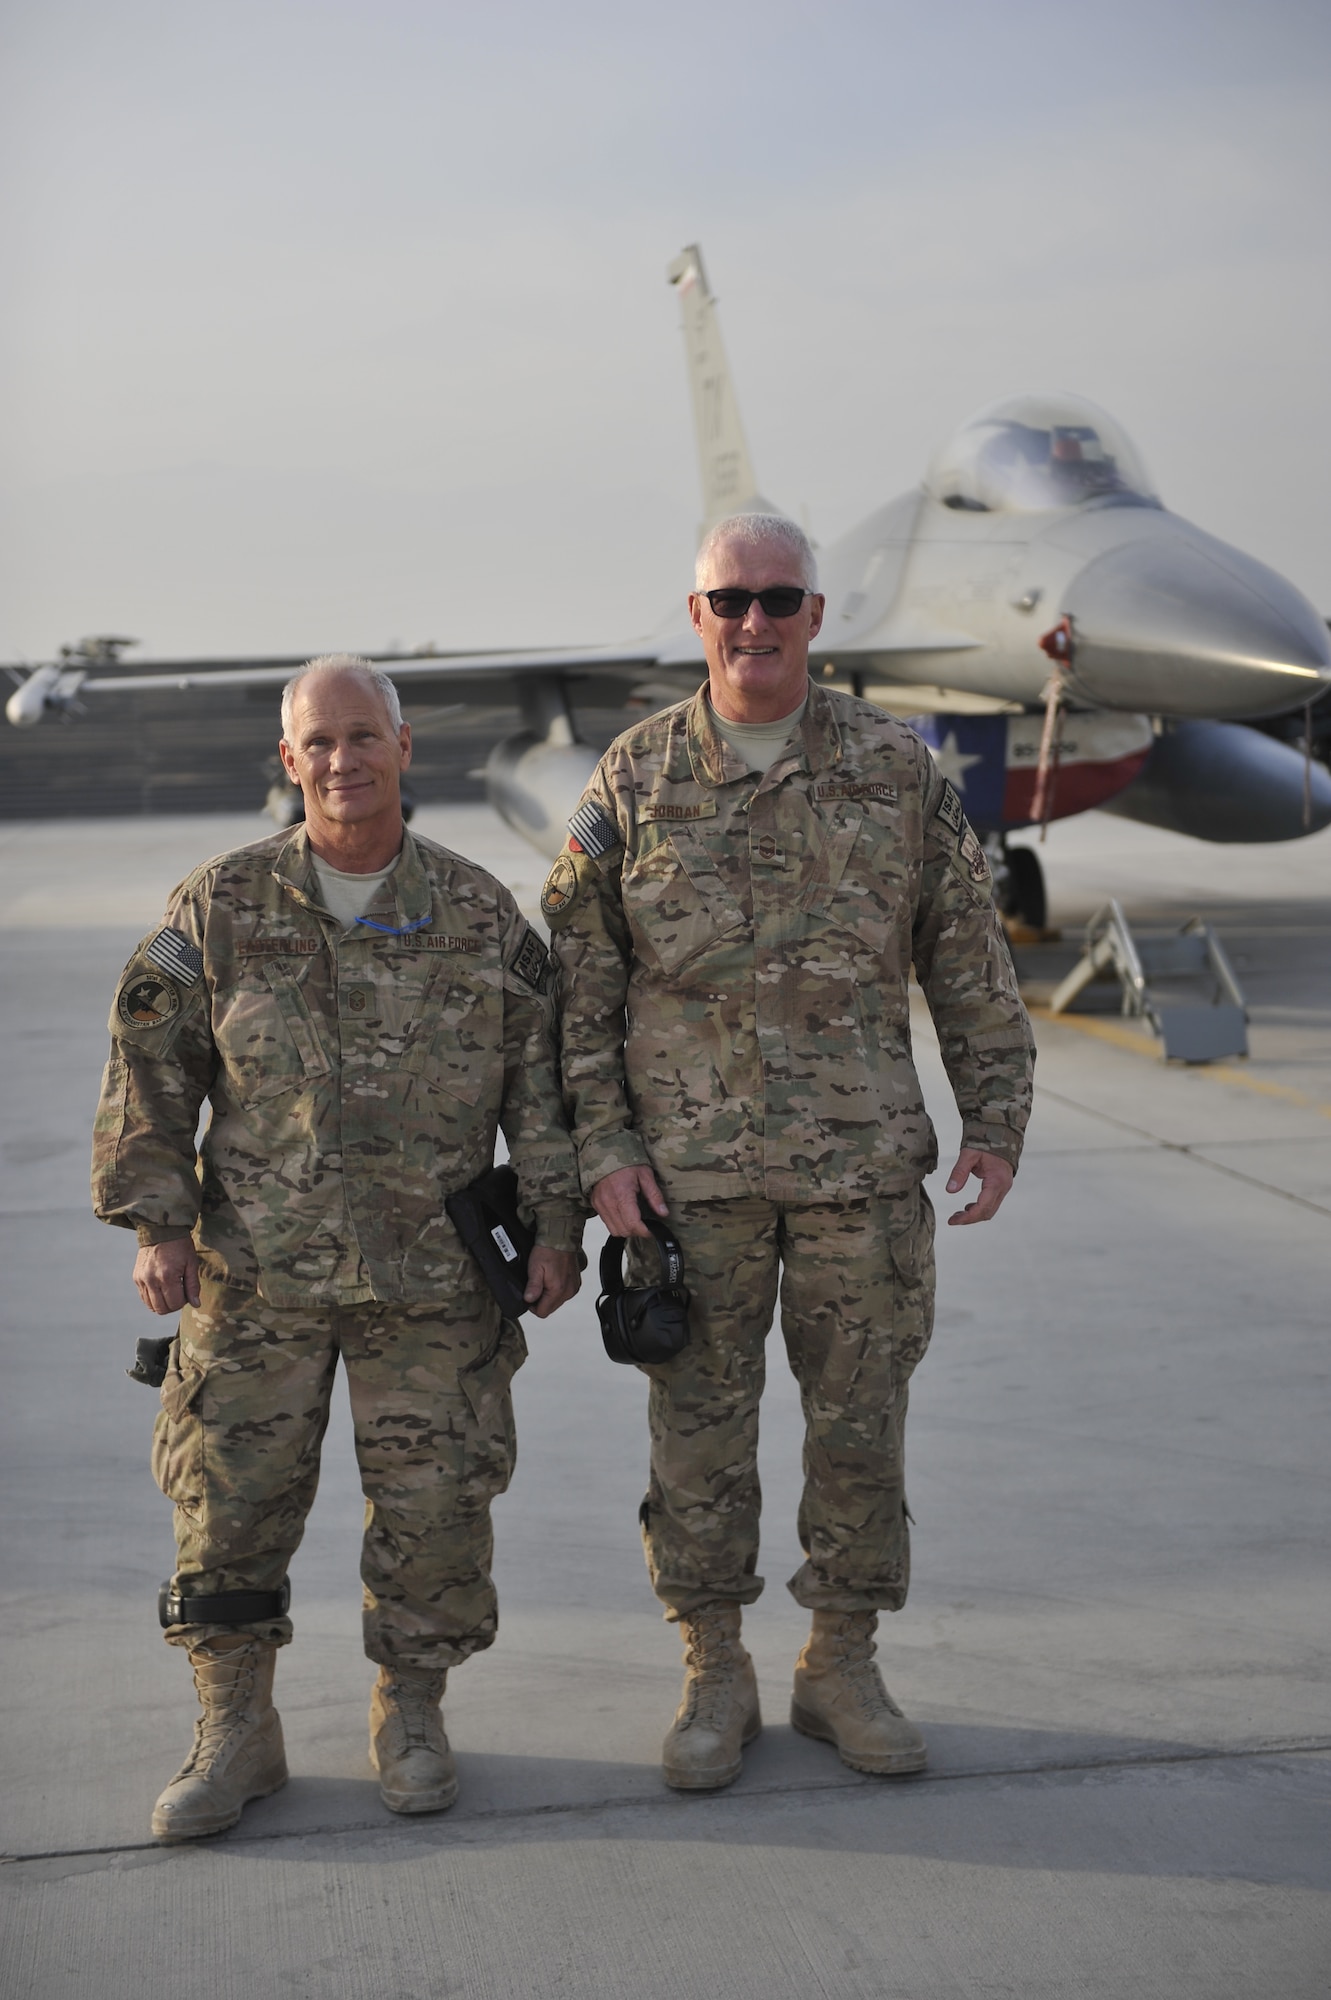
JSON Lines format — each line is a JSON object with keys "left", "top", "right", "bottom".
{"left": 353, "top": 914, "right": 432, "bottom": 937}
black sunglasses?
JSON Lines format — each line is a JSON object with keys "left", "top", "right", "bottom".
{"left": 700, "top": 586, "right": 812, "bottom": 619}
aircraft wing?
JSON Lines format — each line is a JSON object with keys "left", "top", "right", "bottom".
{"left": 72, "top": 641, "right": 664, "bottom": 695}
{"left": 5, "top": 640, "right": 675, "bottom": 727}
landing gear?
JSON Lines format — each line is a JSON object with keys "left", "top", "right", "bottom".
{"left": 990, "top": 840, "right": 1047, "bottom": 932}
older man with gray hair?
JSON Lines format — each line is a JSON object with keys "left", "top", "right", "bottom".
{"left": 94, "top": 654, "right": 582, "bottom": 1839}
{"left": 546, "top": 515, "right": 1034, "bottom": 1791}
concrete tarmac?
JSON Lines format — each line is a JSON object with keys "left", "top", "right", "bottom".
{"left": 1, "top": 806, "right": 1328, "bottom": 1998}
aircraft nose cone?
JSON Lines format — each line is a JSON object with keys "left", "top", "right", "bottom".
{"left": 1064, "top": 525, "right": 1331, "bottom": 719}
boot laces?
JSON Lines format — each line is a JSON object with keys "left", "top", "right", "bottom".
{"left": 380, "top": 1676, "right": 444, "bottom": 1753}
{"left": 822, "top": 1618, "right": 902, "bottom": 1719}
{"left": 183, "top": 1652, "right": 259, "bottom": 1774}
{"left": 681, "top": 1613, "right": 744, "bottom": 1730}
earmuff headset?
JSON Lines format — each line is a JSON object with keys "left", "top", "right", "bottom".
{"left": 597, "top": 1206, "right": 691, "bottom": 1365}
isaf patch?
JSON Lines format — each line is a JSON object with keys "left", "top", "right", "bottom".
{"left": 145, "top": 927, "right": 204, "bottom": 985}
{"left": 567, "top": 799, "right": 621, "bottom": 859}
{"left": 117, "top": 973, "right": 181, "bottom": 1030}
{"left": 511, "top": 925, "right": 550, "bottom": 992}
{"left": 935, "top": 781, "right": 964, "bottom": 836}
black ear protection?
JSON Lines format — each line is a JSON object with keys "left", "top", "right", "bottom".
{"left": 597, "top": 1205, "right": 691, "bottom": 1365}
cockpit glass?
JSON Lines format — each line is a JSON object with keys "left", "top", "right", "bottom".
{"left": 925, "top": 394, "right": 1159, "bottom": 514}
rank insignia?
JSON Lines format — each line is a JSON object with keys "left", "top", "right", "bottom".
{"left": 117, "top": 973, "right": 181, "bottom": 1030}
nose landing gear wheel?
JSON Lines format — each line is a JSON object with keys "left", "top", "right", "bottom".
{"left": 998, "top": 844, "right": 1047, "bottom": 932}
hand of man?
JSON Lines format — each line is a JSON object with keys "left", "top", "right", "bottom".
{"left": 524, "top": 1246, "right": 582, "bottom": 1319}
{"left": 944, "top": 1148, "right": 1015, "bottom": 1225}
{"left": 133, "top": 1238, "right": 202, "bottom": 1315}
{"left": 591, "top": 1165, "right": 670, "bottom": 1238}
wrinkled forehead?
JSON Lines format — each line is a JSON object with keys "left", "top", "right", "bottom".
{"left": 696, "top": 534, "right": 808, "bottom": 592}
{"left": 288, "top": 670, "right": 396, "bottom": 737}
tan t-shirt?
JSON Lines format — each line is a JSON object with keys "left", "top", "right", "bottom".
{"left": 311, "top": 854, "right": 399, "bottom": 929}
{"left": 708, "top": 693, "right": 809, "bottom": 775}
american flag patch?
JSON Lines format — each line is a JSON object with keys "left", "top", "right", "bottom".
{"left": 567, "top": 799, "right": 621, "bottom": 859}
{"left": 145, "top": 927, "right": 204, "bottom": 986}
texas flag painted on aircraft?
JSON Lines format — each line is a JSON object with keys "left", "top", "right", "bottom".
{"left": 909, "top": 711, "right": 1153, "bottom": 832}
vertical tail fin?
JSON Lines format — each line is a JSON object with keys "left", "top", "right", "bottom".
{"left": 667, "top": 245, "right": 774, "bottom": 530}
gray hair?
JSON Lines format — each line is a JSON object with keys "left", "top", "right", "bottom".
{"left": 280, "top": 654, "right": 404, "bottom": 741}
{"left": 695, "top": 512, "right": 819, "bottom": 592}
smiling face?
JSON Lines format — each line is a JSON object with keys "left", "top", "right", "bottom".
{"left": 278, "top": 670, "right": 412, "bottom": 859}
{"left": 689, "top": 532, "right": 825, "bottom": 723}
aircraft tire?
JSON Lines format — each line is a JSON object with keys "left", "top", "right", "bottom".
{"left": 1002, "top": 845, "right": 1046, "bottom": 931}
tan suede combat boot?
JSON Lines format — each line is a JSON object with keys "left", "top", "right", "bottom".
{"left": 369, "top": 1666, "right": 458, "bottom": 1814}
{"left": 151, "top": 1634, "right": 288, "bottom": 1841}
{"left": 791, "top": 1609, "right": 927, "bottom": 1775}
{"left": 661, "top": 1602, "right": 762, "bottom": 1791}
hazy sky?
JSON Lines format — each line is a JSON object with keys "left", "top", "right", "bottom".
{"left": 2, "top": 0, "right": 1329, "bottom": 661}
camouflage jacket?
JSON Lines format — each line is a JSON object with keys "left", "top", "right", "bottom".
{"left": 545, "top": 682, "right": 1035, "bottom": 1202}
{"left": 93, "top": 825, "right": 582, "bottom": 1307}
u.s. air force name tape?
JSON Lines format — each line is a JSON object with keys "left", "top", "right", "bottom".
{"left": 567, "top": 799, "right": 620, "bottom": 859}
{"left": 934, "top": 781, "right": 964, "bottom": 836}
{"left": 145, "top": 927, "right": 204, "bottom": 985}
{"left": 815, "top": 780, "right": 898, "bottom": 802}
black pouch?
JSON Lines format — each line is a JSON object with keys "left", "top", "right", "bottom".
{"left": 597, "top": 1205, "right": 691, "bottom": 1365}
{"left": 127, "top": 1335, "right": 174, "bottom": 1388}
{"left": 445, "top": 1165, "right": 536, "bottom": 1318}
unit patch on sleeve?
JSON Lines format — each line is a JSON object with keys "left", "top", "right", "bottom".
{"left": 959, "top": 825, "right": 991, "bottom": 884}
{"left": 117, "top": 973, "right": 181, "bottom": 1030}
{"left": 511, "top": 925, "right": 551, "bottom": 992}
{"left": 567, "top": 799, "right": 621, "bottom": 860}
{"left": 144, "top": 927, "right": 204, "bottom": 985}
{"left": 540, "top": 853, "right": 581, "bottom": 926}
{"left": 934, "top": 781, "right": 964, "bottom": 836}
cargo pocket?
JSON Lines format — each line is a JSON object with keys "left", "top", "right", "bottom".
{"left": 150, "top": 1342, "right": 207, "bottom": 1511}
{"left": 887, "top": 1186, "right": 936, "bottom": 1386}
{"left": 458, "top": 1316, "right": 529, "bottom": 1505}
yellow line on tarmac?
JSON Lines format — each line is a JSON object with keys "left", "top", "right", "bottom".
{"left": 1026, "top": 1005, "right": 1331, "bottom": 1122}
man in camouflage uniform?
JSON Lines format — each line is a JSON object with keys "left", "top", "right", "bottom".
{"left": 546, "top": 515, "right": 1034, "bottom": 1790}
{"left": 94, "top": 656, "right": 581, "bottom": 1839}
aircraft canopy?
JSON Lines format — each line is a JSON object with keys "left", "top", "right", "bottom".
{"left": 926, "top": 393, "right": 1159, "bottom": 514}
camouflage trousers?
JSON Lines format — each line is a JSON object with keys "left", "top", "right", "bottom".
{"left": 153, "top": 1265, "right": 526, "bottom": 1670}
{"left": 632, "top": 1189, "right": 935, "bottom": 1620}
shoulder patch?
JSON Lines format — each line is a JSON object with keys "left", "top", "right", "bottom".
{"left": 540, "top": 853, "right": 581, "bottom": 927}
{"left": 144, "top": 927, "right": 204, "bottom": 986}
{"left": 567, "top": 799, "right": 621, "bottom": 860}
{"left": 959, "top": 824, "right": 991, "bottom": 884}
{"left": 510, "top": 925, "right": 551, "bottom": 992}
{"left": 117, "top": 972, "right": 181, "bottom": 1030}
{"left": 934, "top": 780, "right": 964, "bottom": 836}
